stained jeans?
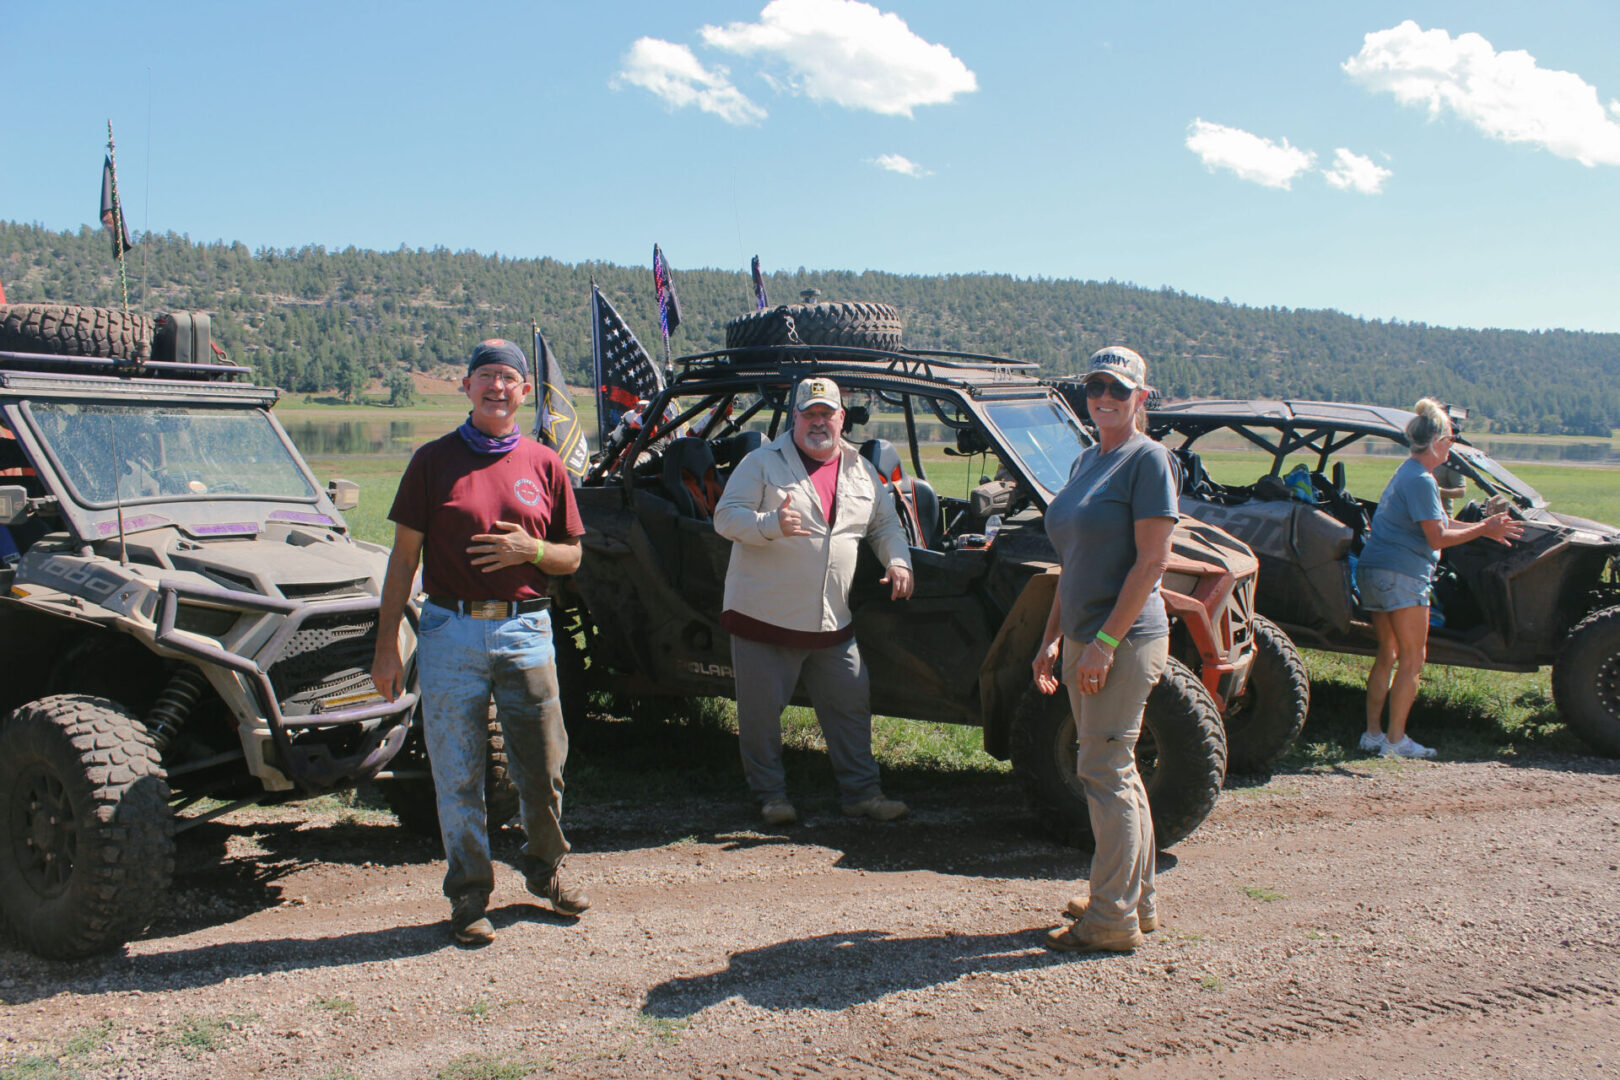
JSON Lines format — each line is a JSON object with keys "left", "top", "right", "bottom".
{"left": 1063, "top": 633, "right": 1168, "bottom": 933}
{"left": 731, "top": 635, "right": 884, "bottom": 804}
{"left": 416, "top": 601, "right": 570, "bottom": 899}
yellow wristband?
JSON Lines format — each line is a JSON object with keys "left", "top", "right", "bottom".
{"left": 1094, "top": 630, "right": 1120, "bottom": 650}
{"left": 531, "top": 537, "right": 546, "bottom": 565}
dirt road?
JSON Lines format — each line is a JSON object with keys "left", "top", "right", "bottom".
{"left": 3, "top": 753, "right": 1618, "bottom": 1079}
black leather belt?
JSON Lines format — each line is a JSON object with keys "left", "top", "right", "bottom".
{"left": 425, "top": 595, "right": 551, "bottom": 619}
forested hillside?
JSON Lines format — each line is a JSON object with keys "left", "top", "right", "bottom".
{"left": 2, "top": 221, "right": 1615, "bottom": 434}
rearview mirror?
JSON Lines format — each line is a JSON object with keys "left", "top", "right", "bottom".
{"left": 0, "top": 484, "right": 28, "bottom": 525}
{"left": 327, "top": 479, "right": 360, "bottom": 512}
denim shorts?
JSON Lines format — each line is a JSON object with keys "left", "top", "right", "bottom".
{"left": 1356, "top": 565, "right": 1430, "bottom": 612}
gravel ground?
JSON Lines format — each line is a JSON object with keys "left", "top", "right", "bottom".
{"left": 2, "top": 752, "right": 1618, "bottom": 1079}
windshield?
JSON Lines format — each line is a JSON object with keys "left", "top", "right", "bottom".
{"left": 1451, "top": 444, "right": 1546, "bottom": 509}
{"left": 25, "top": 402, "right": 317, "bottom": 507}
{"left": 982, "top": 398, "right": 1091, "bottom": 498}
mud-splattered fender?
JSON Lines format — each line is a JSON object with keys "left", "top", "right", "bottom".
{"left": 978, "top": 567, "right": 1058, "bottom": 760}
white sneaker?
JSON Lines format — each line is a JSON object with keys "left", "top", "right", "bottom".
{"left": 1358, "top": 731, "right": 1388, "bottom": 753}
{"left": 1382, "top": 735, "right": 1437, "bottom": 759}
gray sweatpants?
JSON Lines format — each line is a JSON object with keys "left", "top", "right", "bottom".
{"left": 1063, "top": 633, "right": 1169, "bottom": 933}
{"left": 731, "top": 635, "right": 884, "bottom": 804}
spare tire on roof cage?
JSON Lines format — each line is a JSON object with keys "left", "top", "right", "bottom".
{"left": 0, "top": 304, "right": 152, "bottom": 361}
{"left": 724, "top": 301, "right": 903, "bottom": 354}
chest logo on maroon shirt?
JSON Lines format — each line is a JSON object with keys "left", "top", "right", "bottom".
{"left": 514, "top": 477, "right": 542, "bottom": 506}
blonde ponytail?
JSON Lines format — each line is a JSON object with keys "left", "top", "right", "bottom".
{"left": 1407, "top": 398, "right": 1449, "bottom": 453}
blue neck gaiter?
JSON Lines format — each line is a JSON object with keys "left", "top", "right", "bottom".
{"left": 456, "top": 416, "right": 521, "bottom": 455}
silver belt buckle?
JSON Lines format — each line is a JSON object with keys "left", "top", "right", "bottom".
{"left": 468, "top": 600, "right": 510, "bottom": 620}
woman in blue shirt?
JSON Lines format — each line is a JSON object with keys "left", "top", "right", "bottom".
{"left": 1355, "top": 399, "right": 1522, "bottom": 758}
{"left": 1033, "top": 346, "right": 1179, "bottom": 954}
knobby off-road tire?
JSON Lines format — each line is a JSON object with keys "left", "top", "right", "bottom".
{"left": 554, "top": 608, "right": 591, "bottom": 725}
{"left": 724, "top": 302, "right": 903, "bottom": 353}
{"left": 1551, "top": 605, "right": 1620, "bottom": 757}
{"left": 0, "top": 694, "right": 174, "bottom": 959}
{"left": 1222, "top": 616, "right": 1310, "bottom": 774}
{"left": 1010, "top": 657, "right": 1227, "bottom": 850}
{"left": 0, "top": 304, "right": 153, "bottom": 359}
{"left": 379, "top": 702, "right": 521, "bottom": 837}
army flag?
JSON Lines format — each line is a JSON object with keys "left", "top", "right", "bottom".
{"left": 99, "top": 155, "right": 134, "bottom": 258}
{"left": 532, "top": 326, "right": 590, "bottom": 483}
{"left": 591, "top": 285, "right": 664, "bottom": 448}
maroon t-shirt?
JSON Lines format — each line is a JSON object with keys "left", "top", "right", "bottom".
{"left": 797, "top": 447, "right": 839, "bottom": 526}
{"left": 388, "top": 432, "right": 584, "bottom": 602}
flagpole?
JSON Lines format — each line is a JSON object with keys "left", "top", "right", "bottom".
{"left": 105, "top": 120, "right": 133, "bottom": 317}
{"left": 590, "top": 282, "right": 608, "bottom": 451}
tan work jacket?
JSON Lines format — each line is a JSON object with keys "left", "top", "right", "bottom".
{"left": 713, "top": 431, "right": 911, "bottom": 634}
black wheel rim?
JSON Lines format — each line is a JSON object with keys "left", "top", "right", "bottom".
{"left": 1599, "top": 651, "right": 1620, "bottom": 720}
{"left": 9, "top": 764, "right": 79, "bottom": 896}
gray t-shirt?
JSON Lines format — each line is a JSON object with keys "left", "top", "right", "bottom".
{"left": 1045, "top": 433, "right": 1179, "bottom": 642}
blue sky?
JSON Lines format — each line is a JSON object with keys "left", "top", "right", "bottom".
{"left": 5, "top": 1, "right": 1619, "bottom": 332}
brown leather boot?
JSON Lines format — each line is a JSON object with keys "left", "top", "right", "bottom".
{"left": 527, "top": 861, "right": 591, "bottom": 916}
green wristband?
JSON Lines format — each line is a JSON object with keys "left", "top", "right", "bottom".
{"left": 1094, "top": 630, "right": 1120, "bottom": 650}
{"left": 532, "top": 537, "right": 546, "bottom": 565}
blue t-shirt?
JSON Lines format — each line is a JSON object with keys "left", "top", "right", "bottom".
{"left": 1045, "top": 433, "right": 1179, "bottom": 642}
{"left": 1358, "top": 457, "right": 1444, "bottom": 580}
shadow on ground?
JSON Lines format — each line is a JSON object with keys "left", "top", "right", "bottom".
{"left": 642, "top": 927, "right": 1088, "bottom": 1018}
{"left": 0, "top": 901, "right": 573, "bottom": 1005}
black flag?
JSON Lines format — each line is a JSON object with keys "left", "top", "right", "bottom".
{"left": 99, "top": 156, "right": 134, "bottom": 258}
{"left": 751, "top": 255, "right": 769, "bottom": 310}
{"left": 532, "top": 327, "right": 590, "bottom": 483}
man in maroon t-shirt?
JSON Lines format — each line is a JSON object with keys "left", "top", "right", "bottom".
{"left": 372, "top": 339, "right": 588, "bottom": 946}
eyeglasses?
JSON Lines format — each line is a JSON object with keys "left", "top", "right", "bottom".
{"left": 1084, "top": 379, "right": 1134, "bottom": 401}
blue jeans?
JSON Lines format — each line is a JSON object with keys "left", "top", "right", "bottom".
{"left": 1356, "top": 565, "right": 1430, "bottom": 612}
{"left": 416, "top": 601, "right": 571, "bottom": 899}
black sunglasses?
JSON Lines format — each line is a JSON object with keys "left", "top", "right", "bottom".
{"left": 1084, "top": 379, "right": 1134, "bottom": 401}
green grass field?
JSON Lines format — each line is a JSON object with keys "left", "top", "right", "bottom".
{"left": 296, "top": 406, "right": 1618, "bottom": 781}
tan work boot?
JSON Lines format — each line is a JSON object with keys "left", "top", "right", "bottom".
{"left": 841, "top": 795, "right": 908, "bottom": 821}
{"left": 1045, "top": 920, "right": 1144, "bottom": 953}
{"left": 760, "top": 799, "right": 798, "bottom": 827}
{"left": 1063, "top": 895, "right": 1158, "bottom": 933}
{"left": 526, "top": 861, "right": 591, "bottom": 916}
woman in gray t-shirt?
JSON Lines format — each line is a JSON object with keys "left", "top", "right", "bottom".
{"left": 1033, "top": 346, "right": 1179, "bottom": 954}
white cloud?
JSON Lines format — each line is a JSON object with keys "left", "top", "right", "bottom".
{"left": 1185, "top": 119, "right": 1317, "bottom": 189}
{"left": 614, "top": 37, "right": 766, "bottom": 126}
{"left": 1344, "top": 20, "right": 1620, "bottom": 167}
{"left": 871, "top": 153, "right": 929, "bottom": 177}
{"left": 700, "top": 0, "right": 977, "bottom": 118}
{"left": 1322, "top": 148, "right": 1392, "bottom": 193}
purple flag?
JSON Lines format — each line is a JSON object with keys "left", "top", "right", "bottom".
{"left": 652, "top": 244, "right": 683, "bottom": 338}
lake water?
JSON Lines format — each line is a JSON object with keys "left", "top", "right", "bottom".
{"left": 281, "top": 416, "right": 952, "bottom": 456}
{"left": 281, "top": 416, "right": 1620, "bottom": 466}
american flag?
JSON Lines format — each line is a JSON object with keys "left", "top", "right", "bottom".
{"left": 592, "top": 285, "right": 664, "bottom": 448}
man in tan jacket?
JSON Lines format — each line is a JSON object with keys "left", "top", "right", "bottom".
{"left": 713, "top": 377, "right": 914, "bottom": 826}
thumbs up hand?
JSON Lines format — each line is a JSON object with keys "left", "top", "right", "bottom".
{"left": 776, "top": 490, "right": 812, "bottom": 537}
